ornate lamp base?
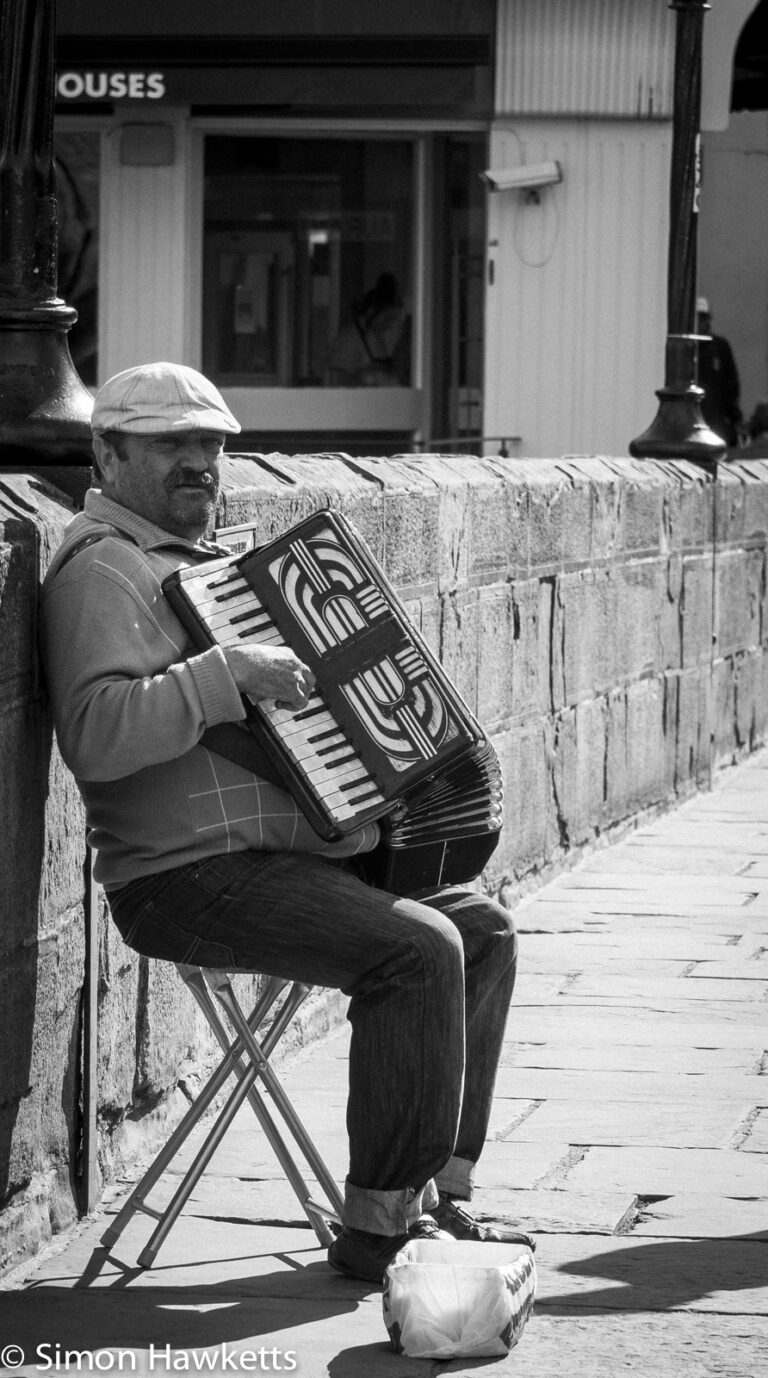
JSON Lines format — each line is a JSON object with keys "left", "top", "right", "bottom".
{"left": 629, "top": 334, "right": 727, "bottom": 464}
{"left": 0, "top": 302, "right": 94, "bottom": 502}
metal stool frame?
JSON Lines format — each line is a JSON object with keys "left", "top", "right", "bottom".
{"left": 101, "top": 965, "right": 344, "bottom": 1267}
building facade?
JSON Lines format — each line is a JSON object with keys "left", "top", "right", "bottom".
{"left": 54, "top": 0, "right": 763, "bottom": 458}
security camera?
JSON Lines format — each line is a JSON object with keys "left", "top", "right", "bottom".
{"left": 481, "top": 161, "right": 562, "bottom": 192}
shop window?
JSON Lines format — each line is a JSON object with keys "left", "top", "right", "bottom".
{"left": 55, "top": 130, "right": 100, "bottom": 386}
{"left": 203, "top": 136, "right": 413, "bottom": 389}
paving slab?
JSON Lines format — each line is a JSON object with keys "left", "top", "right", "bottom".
{"left": 562, "top": 972, "right": 768, "bottom": 1001}
{"left": 499, "top": 1097, "right": 755, "bottom": 1150}
{"left": 501, "top": 1042, "right": 764, "bottom": 1074}
{"left": 0, "top": 1287, "right": 421, "bottom": 1378}
{"left": 630, "top": 1193, "right": 768, "bottom": 1239}
{"left": 505, "top": 1004, "right": 768, "bottom": 1046}
{"left": 493, "top": 1065, "right": 768, "bottom": 1102}
{"left": 564, "top": 1145, "right": 768, "bottom": 1196}
{"left": 468, "top": 1188, "right": 637, "bottom": 1235}
{"left": 441, "top": 1314, "right": 768, "bottom": 1378}
{"left": 530, "top": 1231, "right": 768, "bottom": 1314}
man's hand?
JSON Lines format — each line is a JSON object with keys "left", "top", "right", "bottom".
{"left": 223, "top": 644, "right": 315, "bottom": 710}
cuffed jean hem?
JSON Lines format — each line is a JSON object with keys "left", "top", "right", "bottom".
{"left": 343, "top": 1177, "right": 440, "bottom": 1235}
{"left": 434, "top": 1155, "right": 476, "bottom": 1202}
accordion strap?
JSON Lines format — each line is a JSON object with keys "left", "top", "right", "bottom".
{"left": 199, "top": 721, "right": 285, "bottom": 789}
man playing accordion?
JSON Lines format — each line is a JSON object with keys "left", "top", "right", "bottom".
{"left": 40, "top": 361, "right": 534, "bottom": 1282}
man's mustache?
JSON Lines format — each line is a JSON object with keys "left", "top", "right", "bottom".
{"left": 169, "top": 469, "right": 217, "bottom": 490}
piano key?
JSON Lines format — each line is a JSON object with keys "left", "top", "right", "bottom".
{"left": 315, "top": 734, "right": 351, "bottom": 757}
{"left": 204, "top": 600, "right": 272, "bottom": 627}
{"left": 283, "top": 733, "right": 345, "bottom": 764}
{"left": 342, "top": 780, "right": 386, "bottom": 806}
{"left": 305, "top": 757, "right": 368, "bottom": 786}
{"left": 279, "top": 711, "right": 337, "bottom": 740}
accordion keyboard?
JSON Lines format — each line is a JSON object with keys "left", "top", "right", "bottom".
{"left": 177, "top": 563, "right": 387, "bottom": 824}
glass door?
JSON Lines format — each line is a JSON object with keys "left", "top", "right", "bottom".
{"left": 201, "top": 133, "right": 421, "bottom": 451}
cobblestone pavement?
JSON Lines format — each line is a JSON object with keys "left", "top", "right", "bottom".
{"left": 3, "top": 754, "right": 768, "bottom": 1376}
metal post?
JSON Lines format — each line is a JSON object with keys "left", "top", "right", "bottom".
{"left": 0, "top": 0, "right": 93, "bottom": 498}
{"left": 629, "top": 0, "right": 726, "bottom": 463}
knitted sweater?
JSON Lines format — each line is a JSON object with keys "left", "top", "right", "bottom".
{"left": 39, "top": 491, "right": 378, "bottom": 886}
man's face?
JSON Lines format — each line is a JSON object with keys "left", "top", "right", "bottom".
{"left": 99, "top": 430, "right": 224, "bottom": 540}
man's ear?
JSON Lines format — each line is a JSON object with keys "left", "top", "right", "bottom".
{"left": 93, "top": 434, "right": 119, "bottom": 487}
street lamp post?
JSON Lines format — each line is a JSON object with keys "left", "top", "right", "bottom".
{"left": 630, "top": 0, "right": 726, "bottom": 462}
{"left": 0, "top": 0, "right": 93, "bottom": 495}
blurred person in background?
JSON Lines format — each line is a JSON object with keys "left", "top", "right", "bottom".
{"left": 695, "top": 296, "right": 742, "bottom": 448}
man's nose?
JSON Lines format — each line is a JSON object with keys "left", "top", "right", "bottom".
{"left": 176, "top": 440, "right": 211, "bottom": 468}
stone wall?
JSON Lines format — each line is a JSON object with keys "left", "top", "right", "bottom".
{"left": 2, "top": 452, "right": 767, "bottom": 1275}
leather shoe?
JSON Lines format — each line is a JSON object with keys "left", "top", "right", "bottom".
{"left": 432, "top": 1194, "right": 535, "bottom": 1250}
{"left": 328, "top": 1213, "right": 452, "bottom": 1283}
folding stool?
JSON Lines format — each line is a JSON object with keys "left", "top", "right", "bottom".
{"left": 101, "top": 964, "right": 344, "bottom": 1268}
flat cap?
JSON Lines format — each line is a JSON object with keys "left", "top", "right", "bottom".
{"left": 91, "top": 362, "right": 241, "bottom": 436}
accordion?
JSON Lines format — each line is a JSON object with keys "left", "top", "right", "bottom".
{"left": 163, "top": 509, "right": 503, "bottom": 891}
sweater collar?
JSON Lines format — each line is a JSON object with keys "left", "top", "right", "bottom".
{"left": 83, "top": 489, "right": 226, "bottom": 557}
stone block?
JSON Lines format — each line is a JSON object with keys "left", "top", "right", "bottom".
{"left": 381, "top": 486, "right": 440, "bottom": 588}
{"left": 665, "top": 462, "right": 715, "bottom": 549}
{"left": 428, "top": 462, "right": 471, "bottom": 591}
{"left": 508, "top": 577, "right": 552, "bottom": 721}
{"left": 97, "top": 918, "right": 141, "bottom": 1116}
{"left": 134, "top": 959, "right": 202, "bottom": 1102}
{"left": 554, "top": 569, "right": 607, "bottom": 704}
{"left": 556, "top": 566, "right": 660, "bottom": 703}
{"left": 657, "top": 554, "right": 684, "bottom": 670}
{"left": 528, "top": 472, "right": 588, "bottom": 572}
{"left": 712, "top": 655, "right": 738, "bottom": 763}
{"left": 673, "top": 668, "right": 713, "bottom": 790}
{"left": 624, "top": 676, "right": 674, "bottom": 812}
{"left": 732, "top": 648, "right": 767, "bottom": 752}
{"left": 588, "top": 473, "right": 625, "bottom": 562}
{"left": 624, "top": 472, "right": 666, "bottom": 553}
{"left": 681, "top": 554, "right": 715, "bottom": 668}
{"left": 2, "top": 916, "right": 84, "bottom": 1203}
{"left": 0, "top": 705, "right": 58, "bottom": 958}
{"left": 716, "top": 465, "right": 750, "bottom": 544}
{"left": 739, "top": 464, "right": 768, "bottom": 542}
{"left": 552, "top": 698, "right": 607, "bottom": 846}
{"left": 476, "top": 582, "right": 515, "bottom": 726}
{"left": 467, "top": 468, "right": 528, "bottom": 581}
{"left": 436, "top": 587, "right": 480, "bottom": 711}
{"left": 615, "top": 559, "right": 666, "bottom": 680}
{"left": 495, "top": 723, "right": 557, "bottom": 878}
{"left": 716, "top": 547, "right": 763, "bottom": 656}
{"left": 401, "top": 593, "right": 441, "bottom": 660}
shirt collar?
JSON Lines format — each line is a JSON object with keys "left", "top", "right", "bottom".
{"left": 83, "top": 489, "right": 227, "bottom": 557}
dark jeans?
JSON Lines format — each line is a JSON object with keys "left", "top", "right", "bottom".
{"left": 107, "top": 850, "right": 518, "bottom": 1234}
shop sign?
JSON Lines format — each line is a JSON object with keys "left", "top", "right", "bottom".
{"left": 57, "top": 71, "right": 166, "bottom": 101}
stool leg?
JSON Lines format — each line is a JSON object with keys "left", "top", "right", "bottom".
{"left": 211, "top": 976, "right": 344, "bottom": 1239}
{"left": 137, "top": 1053, "right": 262, "bottom": 1267}
{"left": 103, "top": 970, "right": 343, "bottom": 1263}
{"left": 101, "top": 971, "right": 283, "bottom": 1251}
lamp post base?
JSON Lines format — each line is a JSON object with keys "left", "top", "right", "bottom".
{"left": 0, "top": 304, "right": 93, "bottom": 457}
{"left": 0, "top": 304, "right": 94, "bottom": 502}
{"left": 629, "top": 334, "right": 727, "bottom": 464}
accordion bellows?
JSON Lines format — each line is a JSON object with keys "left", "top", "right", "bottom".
{"left": 163, "top": 509, "right": 503, "bottom": 891}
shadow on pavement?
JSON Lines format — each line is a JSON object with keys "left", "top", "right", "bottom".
{"left": 541, "top": 1233, "right": 768, "bottom": 1313}
{"left": 0, "top": 1245, "right": 365, "bottom": 1363}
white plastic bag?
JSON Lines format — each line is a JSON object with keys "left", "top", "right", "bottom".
{"left": 382, "top": 1239, "right": 536, "bottom": 1359}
